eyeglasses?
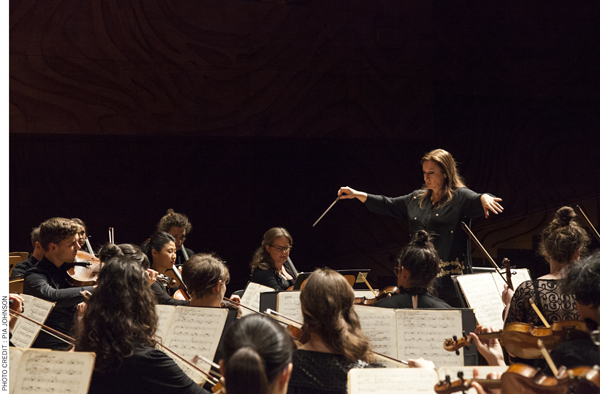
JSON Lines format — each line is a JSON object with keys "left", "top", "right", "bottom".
{"left": 269, "top": 245, "right": 292, "bottom": 253}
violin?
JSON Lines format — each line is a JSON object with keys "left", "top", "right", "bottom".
{"left": 66, "top": 250, "right": 103, "bottom": 286}
{"left": 434, "top": 364, "right": 600, "bottom": 394}
{"left": 354, "top": 286, "right": 400, "bottom": 305}
{"left": 443, "top": 320, "right": 590, "bottom": 359}
{"left": 166, "top": 264, "right": 191, "bottom": 301}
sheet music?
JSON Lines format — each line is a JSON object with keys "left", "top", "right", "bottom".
{"left": 354, "top": 306, "right": 398, "bottom": 367}
{"left": 276, "top": 292, "right": 303, "bottom": 324}
{"left": 11, "top": 348, "right": 95, "bottom": 394}
{"left": 155, "top": 304, "right": 177, "bottom": 341}
{"left": 162, "top": 307, "right": 228, "bottom": 384}
{"left": 10, "top": 296, "right": 55, "bottom": 348}
{"left": 456, "top": 274, "right": 505, "bottom": 331}
{"left": 353, "top": 290, "right": 377, "bottom": 300}
{"left": 9, "top": 348, "right": 24, "bottom": 394}
{"left": 239, "top": 282, "right": 274, "bottom": 316}
{"left": 437, "top": 366, "right": 508, "bottom": 394}
{"left": 348, "top": 367, "right": 438, "bottom": 394}
{"left": 396, "top": 309, "right": 463, "bottom": 367}
{"left": 491, "top": 268, "right": 531, "bottom": 295}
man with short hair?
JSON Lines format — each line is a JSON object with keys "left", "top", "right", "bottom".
{"left": 23, "top": 217, "right": 95, "bottom": 350}
{"left": 10, "top": 226, "right": 44, "bottom": 279}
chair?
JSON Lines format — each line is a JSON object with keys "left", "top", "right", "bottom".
{"left": 9, "top": 251, "right": 29, "bottom": 261}
{"left": 9, "top": 256, "right": 22, "bottom": 276}
{"left": 9, "top": 278, "right": 24, "bottom": 294}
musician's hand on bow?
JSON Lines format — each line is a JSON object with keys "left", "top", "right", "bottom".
{"left": 145, "top": 269, "right": 158, "bottom": 285}
{"left": 228, "top": 295, "right": 242, "bottom": 319}
{"left": 338, "top": 186, "right": 368, "bottom": 203}
{"left": 481, "top": 194, "right": 503, "bottom": 218}
{"left": 470, "top": 326, "right": 505, "bottom": 366}
{"left": 407, "top": 358, "right": 436, "bottom": 369}
{"left": 9, "top": 294, "right": 24, "bottom": 331}
{"left": 471, "top": 368, "right": 502, "bottom": 394}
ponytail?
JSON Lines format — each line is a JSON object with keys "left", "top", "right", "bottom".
{"left": 225, "top": 347, "right": 269, "bottom": 394}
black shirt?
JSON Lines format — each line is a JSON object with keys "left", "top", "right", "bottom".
{"left": 88, "top": 345, "right": 209, "bottom": 394}
{"left": 250, "top": 259, "right": 297, "bottom": 291}
{"left": 175, "top": 247, "right": 195, "bottom": 267}
{"left": 151, "top": 281, "right": 190, "bottom": 306}
{"left": 287, "top": 350, "right": 368, "bottom": 394}
{"left": 365, "top": 187, "right": 485, "bottom": 275}
{"left": 23, "top": 256, "right": 94, "bottom": 350}
{"left": 10, "top": 254, "right": 40, "bottom": 279}
{"left": 373, "top": 288, "right": 453, "bottom": 309}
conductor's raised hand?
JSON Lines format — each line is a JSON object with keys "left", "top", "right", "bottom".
{"left": 481, "top": 194, "right": 504, "bottom": 218}
{"left": 338, "top": 186, "right": 368, "bottom": 203}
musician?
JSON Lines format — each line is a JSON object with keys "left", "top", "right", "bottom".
{"left": 287, "top": 268, "right": 374, "bottom": 394}
{"left": 219, "top": 314, "right": 294, "bottom": 394}
{"left": 504, "top": 206, "right": 589, "bottom": 327}
{"left": 76, "top": 256, "right": 210, "bottom": 394}
{"left": 182, "top": 253, "right": 241, "bottom": 309}
{"left": 156, "top": 209, "right": 195, "bottom": 266}
{"left": 250, "top": 227, "right": 299, "bottom": 291}
{"left": 373, "top": 230, "right": 452, "bottom": 309}
{"left": 70, "top": 217, "right": 88, "bottom": 250}
{"left": 141, "top": 232, "right": 190, "bottom": 306}
{"left": 10, "top": 226, "right": 44, "bottom": 279}
{"left": 338, "top": 148, "right": 503, "bottom": 307}
{"left": 23, "top": 217, "right": 94, "bottom": 350}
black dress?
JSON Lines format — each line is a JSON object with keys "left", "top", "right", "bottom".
{"left": 287, "top": 350, "right": 368, "bottom": 394}
{"left": 87, "top": 345, "right": 209, "bottom": 394}
{"left": 364, "top": 187, "right": 486, "bottom": 307}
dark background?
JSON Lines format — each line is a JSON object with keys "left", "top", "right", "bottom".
{"left": 10, "top": 0, "right": 600, "bottom": 293}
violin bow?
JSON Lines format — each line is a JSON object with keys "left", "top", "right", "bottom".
{"left": 9, "top": 309, "right": 76, "bottom": 346}
{"left": 576, "top": 205, "right": 600, "bottom": 243}
{"left": 537, "top": 339, "right": 559, "bottom": 377}
{"left": 359, "top": 272, "right": 378, "bottom": 298}
{"left": 528, "top": 298, "right": 551, "bottom": 328}
{"left": 158, "top": 342, "right": 221, "bottom": 386}
{"left": 461, "top": 222, "right": 511, "bottom": 290}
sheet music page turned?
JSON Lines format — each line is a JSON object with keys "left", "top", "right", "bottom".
{"left": 11, "top": 348, "right": 96, "bottom": 394}
{"left": 10, "top": 295, "right": 55, "bottom": 348}
{"left": 348, "top": 367, "right": 438, "bottom": 394}
{"left": 354, "top": 306, "right": 398, "bottom": 368}
{"left": 162, "top": 307, "right": 229, "bottom": 384}
{"left": 456, "top": 273, "right": 505, "bottom": 331}
{"left": 276, "top": 292, "right": 302, "bottom": 324}
{"left": 239, "top": 282, "right": 274, "bottom": 316}
{"left": 396, "top": 309, "right": 464, "bottom": 367}
{"left": 154, "top": 304, "right": 177, "bottom": 341}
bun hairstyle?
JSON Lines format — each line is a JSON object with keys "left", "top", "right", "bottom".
{"left": 398, "top": 230, "right": 441, "bottom": 288}
{"left": 300, "top": 268, "right": 374, "bottom": 363}
{"left": 98, "top": 243, "right": 150, "bottom": 270}
{"left": 562, "top": 250, "right": 600, "bottom": 309}
{"left": 539, "top": 206, "right": 590, "bottom": 264}
{"left": 220, "top": 314, "right": 293, "bottom": 394}
{"left": 156, "top": 209, "right": 192, "bottom": 233}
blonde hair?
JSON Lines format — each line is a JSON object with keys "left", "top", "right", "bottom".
{"left": 419, "top": 149, "right": 466, "bottom": 208}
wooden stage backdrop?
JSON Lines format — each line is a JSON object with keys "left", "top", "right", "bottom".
{"left": 10, "top": 0, "right": 600, "bottom": 291}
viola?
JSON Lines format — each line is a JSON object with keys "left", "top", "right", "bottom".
{"left": 443, "top": 320, "right": 590, "bottom": 359}
{"left": 435, "top": 364, "right": 600, "bottom": 394}
{"left": 354, "top": 286, "right": 400, "bottom": 305}
{"left": 66, "top": 250, "right": 103, "bottom": 286}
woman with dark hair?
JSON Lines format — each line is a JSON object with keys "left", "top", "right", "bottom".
{"left": 504, "top": 206, "right": 590, "bottom": 327}
{"left": 141, "top": 232, "right": 190, "bottom": 306}
{"left": 250, "top": 227, "right": 299, "bottom": 291}
{"left": 75, "top": 256, "right": 209, "bottom": 394}
{"left": 374, "top": 230, "right": 452, "bottom": 309}
{"left": 338, "top": 149, "right": 503, "bottom": 307}
{"left": 287, "top": 268, "right": 374, "bottom": 394}
{"left": 219, "top": 314, "right": 294, "bottom": 394}
{"left": 156, "top": 209, "right": 195, "bottom": 266}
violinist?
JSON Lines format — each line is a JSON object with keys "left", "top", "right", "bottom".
{"left": 156, "top": 209, "right": 195, "bottom": 266}
{"left": 70, "top": 217, "right": 88, "bottom": 249}
{"left": 504, "top": 207, "right": 589, "bottom": 327}
{"left": 23, "top": 217, "right": 94, "bottom": 350}
{"left": 141, "top": 232, "right": 190, "bottom": 306}
{"left": 338, "top": 149, "right": 504, "bottom": 307}
{"left": 75, "top": 256, "right": 210, "bottom": 394}
{"left": 373, "top": 230, "right": 452, "bottom": 309}
{"left": 182, "top": 253, "right": 241, "bottom": 310}
{"left": 219, "top": 314, "right": 294, "bottom": 394}
{"left": 287, "top": 268, "right": 375, "bottom": 394}
{"left": 250, "top": 227, "right": 299, "bottom": 291}
{"left": 10, "top": 225, "right": 43, "bottom": 279}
